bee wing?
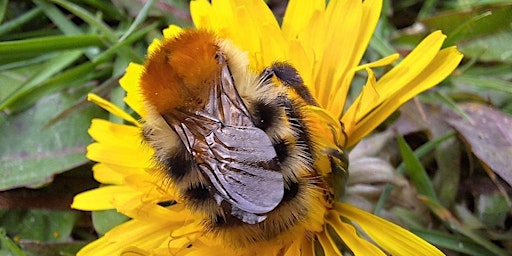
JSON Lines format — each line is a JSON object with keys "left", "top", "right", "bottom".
{"left": 205, "top": 53, "right": 253, "bottom": 126}
{"left": 166, "top": 55, "right": 284, "bottom": 216}
{"left": 201, "top": 125, "right": 283, "bottom": 214}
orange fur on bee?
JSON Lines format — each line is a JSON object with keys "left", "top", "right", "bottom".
{"left": 140, "top": 30, "right": 221, "bottom": 114}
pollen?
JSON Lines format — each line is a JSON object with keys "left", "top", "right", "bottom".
{"left": 140, "top": 29, "right": 221, "bottom": 114}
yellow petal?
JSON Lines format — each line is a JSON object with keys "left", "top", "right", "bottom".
{"left": 342, "top": 67, "right": 379, "bottom": 144}
{"left": 283, "top": 238, "right": 303, "bottom": 256}
{"left": 92, "top": 163, "right": 124, "bottom": 185}
{"left": 87, "top": 94, "right": 140, "bottom": 126}
{"left": 326, "top": 210, "right": 385, "bottom": 256}
{"left": 231, "top": 0, "right": 285, "bottom": 69}
{"left": 86, "top": 142, "right": 153, "bottom": 169}
{"left": 353, "top": 53, "right": 400, "bottom": 72}
{"left": 317, "top": 230, "right": 341, "bottom": 256}
{"left": 287, "top": 39, "right": 314, "bottom": 92}
{"left": 86, "top": 119, "right": 154, "bottom": 168}
{"left": 344, "top": 46, "right": 463, "bottom": 146}
{"left": 88, "top": 119, "right": 142, "bottom": 145}
{"left": 87, "top": 119, "right": 153, "bottom": 168}
{"left": 92, "top": 162, "right": 152, "bottom": 185}
{"left": 354, "top": 31, "right": 446, "bottom": 119}
{"left": 191, "top": 0, "right": 230, "bottom": 34}
{"left": 120, "top": 203, "right": 189, "bottom": 225}
{"left": 300, "top": 237, "right": 315, "bottom": 256}
{"left": 393, "top": 46, "right": 463, "bottom": 102}
{"left": 78, "top": 218, "right": 174, "bottom": 256}
{"left": 162, "top": 24, "right": 183, "bottom": 39}
{"left": 71, "top": 185, "right": 142, "bottom": 211}
{"left": 314, "top": 0, "right": 361, "bottom": 111}
{"left": 324, "top": 0, "right": 382, "bottom": 117}
{"left": 377, "top": 31, "right": 445, "bottom": 94}
{"left": 336, "top": 203, "right": 445, "bottom": 256}
{"left": 281, "top": 0, "right": 325, "bottom": 39}
{"left": 77, "top": 234, "right": 114, "bottom": 256}
{"left": 119, "top": 63, "right": 147, "bottom": 118}
{"left": 147, "top": 38, "right": 161, "bottom": 57}
{"left": 190, "top": 0, "right": 213, "bottom": 29}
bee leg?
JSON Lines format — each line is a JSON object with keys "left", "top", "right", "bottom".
{"left": 262, "top": 62, "right": 318, "bottom": 106}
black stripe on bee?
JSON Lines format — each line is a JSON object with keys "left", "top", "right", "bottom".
{"left": 261, "top": 62, "right": 319, "bottom": 106}
{"left": 251, "top": 100, "right": 283, "bottom": 132}
{"left": 142, "top": 126, "right": 196, "bottom": 182}
{"left": 279, "top": 95, "right": 315, "bottom": 164}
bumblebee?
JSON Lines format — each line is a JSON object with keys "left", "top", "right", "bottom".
{"left": 140, "top": 29, "right": 347, "bottom": 246}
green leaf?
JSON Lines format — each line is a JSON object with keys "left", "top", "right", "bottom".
{"left": 0, "top": 86, "right": 106, "bottom": 190}
{"left": 459, "top": 29, "right": 512, "bottom": 64}
{"left": 18, "top": 241, "right": 86, "bottom": 256}
{"left": 421, "top": 4, "right": 512, "bottom": 42}
{"left": 445, "top": 103, "right": 512, "bottom": 187}
{"left": 0, "top": 209, "right": 78, "bottom": 242}
{"left": 92, "top": 210, "right": 129, "bottom": 236}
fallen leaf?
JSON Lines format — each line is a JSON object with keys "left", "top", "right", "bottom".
{"left": 445, "top": 103, "right": 512, "bottom": 187}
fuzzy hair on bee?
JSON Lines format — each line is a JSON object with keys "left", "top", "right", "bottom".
{"left": 139, "top": 29, "right": 347, "bottom": 246}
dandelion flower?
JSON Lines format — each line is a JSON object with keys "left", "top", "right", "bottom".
{"left": 72, "top": 0, "right": 463, "bottom": 255}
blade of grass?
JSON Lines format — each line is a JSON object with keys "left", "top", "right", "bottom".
{"left": 5, "top": 63, "right": 113, "bottom": 113}
{"left": 0, "top": 54, "right": 56, "bottom": 72}
{"left": 83, "top": 0, "right": 125, "bottom": 20}
{"left": 411, "top": 229, "right": 496, "bottom": 256}
{"left": 434, "top": 91, "right": 473, "bottom": 121}
{"left": 93, "top": 22, "right": 158, "bottom": 64}
{"left": 454, "top": 74, "right": 512, "bottom": 94}
{"left": 0, "top": 228, "right": 27, "bottom": 256}
{"left": 0, "top": 50, "right": 83, "bottom": 111}
{"left": 374, "top": 131, "right": 455, "bottom": 214}
{"left": 396, "top": 133, "right": 438, "bottom": 201}
{"left": 445, "top": 11, "right": 492, "bottom": 46}
{"left": 418, "top": 0, "right": 438, "bottom": 19}
{"left": 0, "top": 35, "right": 105, "bottom": 58}
{"left": 0, "top": 7, "right": 43, "bottom": 36}
{"left": 34, "top": 0, "right": 82, "bottom": 35}
{"left": 47, "top": 0, "right": 148, "bottom": 64}
{"left": 421, "top": 196, "right": 510, "bottom": 256}
{"left": 35, "top": 0, "right": 105, "bottom": 60}
{"left": 1, "top": 22, "right": 157, "bottom": 113}
{"left": 0, "top": 29, "right": 60, "bottom": 41}
{"left": 118, "top": 0, "right": 156, "bottom": 42}
{"left": 45, "top": 73, "right": 120, "bottom": 127}
{"left": 369, "top": 33, "right": 396, "bottom": 59}
{"left": 0, "top": 0, "right": 6, "bottom": 23}
{"left": 49, "top": 0, "right": 118, "bottom": 42}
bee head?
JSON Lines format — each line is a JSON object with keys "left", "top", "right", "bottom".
{"left": 140, "top": 29, "right": 221, "bottom": 114}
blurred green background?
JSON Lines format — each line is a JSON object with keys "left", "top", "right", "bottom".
{"left": 1, "top": 0, "right": 511, "bottom": 255}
